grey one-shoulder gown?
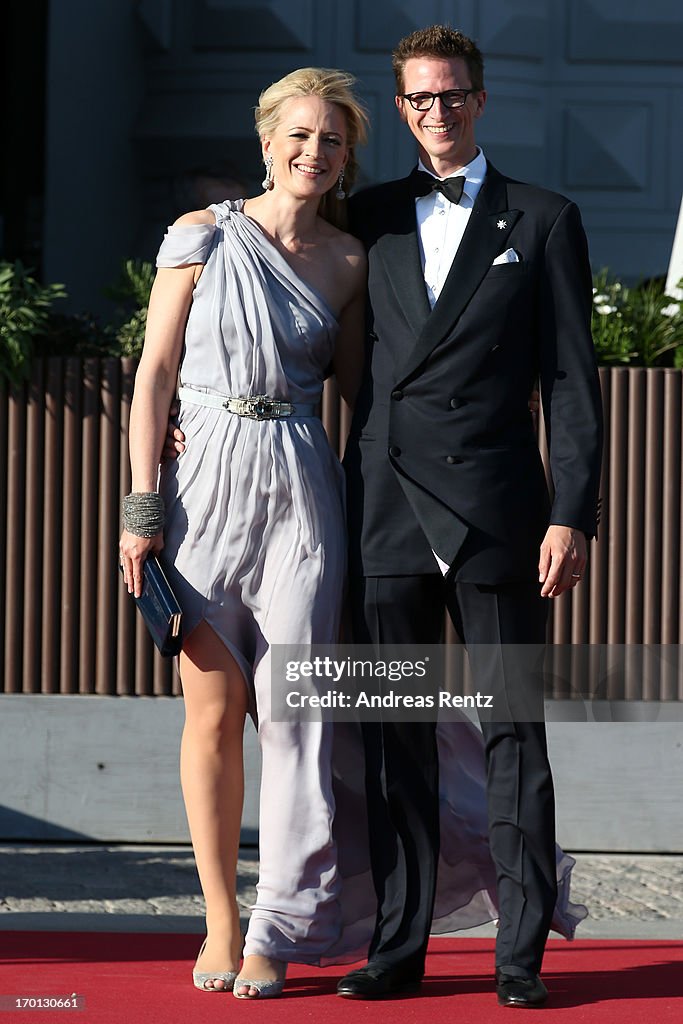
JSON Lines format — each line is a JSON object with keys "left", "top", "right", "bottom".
{"left": 157, "top": 200, "right": 347, "bottom": 963}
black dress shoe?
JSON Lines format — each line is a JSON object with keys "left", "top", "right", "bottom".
{"left": 495, "top": 969, "right": 548, "bottom": 1008}
{"left": 337, "top": 963, "right": 423, "bottom": 999}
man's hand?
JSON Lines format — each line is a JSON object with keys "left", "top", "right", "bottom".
{"left": 162, "top": 400, "right": 186, "bottom": 460}
{"left": 538, "top": 526, "right": 587, "bottom": 598}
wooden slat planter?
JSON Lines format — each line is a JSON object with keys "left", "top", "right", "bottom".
{"left": 1, "top": 361, "right": 682, "bottom": 699}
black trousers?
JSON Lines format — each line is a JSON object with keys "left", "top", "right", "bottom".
{"left": 351, "top": 573, "right": 557, "bottom": 977}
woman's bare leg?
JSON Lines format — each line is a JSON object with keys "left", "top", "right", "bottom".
{"left": 180, "top": 621, "right": 248, "bottom": 989}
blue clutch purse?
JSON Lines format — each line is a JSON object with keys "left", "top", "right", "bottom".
{"left": 121, "top": 555, "right": 183, "bottom": 657}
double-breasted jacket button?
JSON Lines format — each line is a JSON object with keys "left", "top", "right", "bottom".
{"left": 445, "top": 455, "right": 463, "bottom": 465}
{"left": 391, "top": 389, "right": 404, "bottom": 401}
{"left": 389, "top": 445, "right": 402, "bottom": 457}
{"left": 450, "top": 397, "right": 465, "bottom": 409}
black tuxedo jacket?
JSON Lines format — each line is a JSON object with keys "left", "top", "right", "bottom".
{"left": 344, "top": 163, "right": 603, "bottom": 582}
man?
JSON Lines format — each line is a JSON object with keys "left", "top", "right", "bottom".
{"left": 336, "top": 25, "right": 602, "bottom": 1007}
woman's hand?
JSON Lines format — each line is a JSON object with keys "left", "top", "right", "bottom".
{"left": 119, "top": 529, "right": 164, "bottom": 598}
{"left": 528, "top": 388, "right": 540, "bottom": 429}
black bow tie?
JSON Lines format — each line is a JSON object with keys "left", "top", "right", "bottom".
{"left": 409, "top": 169, "right": 466, "bottom": 204}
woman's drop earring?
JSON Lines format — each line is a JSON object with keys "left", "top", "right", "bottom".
{"left": 262, "top": 156, "right": 274, "bottom": 191}
{"left": 336, "top": 169, "right": 346, "bottom": 200}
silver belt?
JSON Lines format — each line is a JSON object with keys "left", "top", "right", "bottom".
{"left": 178, "top": 386, "right": 318, "bottom": 421}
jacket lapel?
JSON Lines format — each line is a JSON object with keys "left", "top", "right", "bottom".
{"left": 395, "top": 164, "right": 520, "bottom": 385}
{"left": 374, "top": 177, "right": 432, "bottom": 340}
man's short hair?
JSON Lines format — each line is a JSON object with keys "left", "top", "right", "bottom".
{"left": 392, "top": 25, "right": 485, "bottom": 95}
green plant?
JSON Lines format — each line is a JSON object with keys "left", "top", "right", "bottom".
{"left": 0, "top": 262, "right": 67, "bottom": 387}
{"left": 591, "top": 269, "right": 683, "bottom": 367}
{"left": 104, "top": 259, "right": 155, "bottom": 358}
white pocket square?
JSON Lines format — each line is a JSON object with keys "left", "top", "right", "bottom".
{"left": 492, "top": 248, "right": 520, "bottom": 265}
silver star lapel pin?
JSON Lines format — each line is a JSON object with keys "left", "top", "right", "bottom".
{"left": 497, "top": 219, "right": 507, "bottom": 230}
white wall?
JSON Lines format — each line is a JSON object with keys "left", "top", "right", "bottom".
{"left": 1, "top": 695, "right": 681, "bottom": 851}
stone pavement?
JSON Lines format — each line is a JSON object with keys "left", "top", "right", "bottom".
{"left": 0, "top": 845, "right": 681, "bottom": 939}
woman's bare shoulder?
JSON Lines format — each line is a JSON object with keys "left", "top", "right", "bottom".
{"left": 322, "top": 224, "right": 366, "bottom": 265}
{"left": 172, "top": 209, "right": 217, "bottom": 227}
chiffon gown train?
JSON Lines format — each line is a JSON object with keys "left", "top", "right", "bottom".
{"left": 155, "top": 199, "right": 587, "bottom": 967}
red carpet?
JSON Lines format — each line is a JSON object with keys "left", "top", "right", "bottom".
{"left": 1, "top": 933, "right": 682, "bottom": 1023}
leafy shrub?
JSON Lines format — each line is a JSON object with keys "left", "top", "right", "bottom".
{"left": 0, "top": 262, "right": 67, "bottom": 387}
{"left": 104, "top": 259, "right": 155, "bottom": 358}
{"left": 4, "top": 257, "right": 683, "bottom": 383}
{"left": 591, "top": 270, "right": 683, "bottom": 367}
{"left": 0, "top": 259, "right": 157, "bottom": 385}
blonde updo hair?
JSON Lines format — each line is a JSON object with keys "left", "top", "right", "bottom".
{"left": 255, "top": 67, "right": 369, "bottom": 228}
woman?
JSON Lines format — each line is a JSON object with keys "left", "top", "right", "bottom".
{"left": 119, "top": 68, "right": 369, "bottom": 998}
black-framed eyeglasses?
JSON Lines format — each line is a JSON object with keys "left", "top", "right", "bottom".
{"left": 400, "top": 89, "right": 476, "bottom": 111}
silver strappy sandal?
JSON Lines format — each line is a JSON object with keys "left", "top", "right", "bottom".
{"left": 233, "top": 974, "right": 286, "bottom": 999}
{"left": 192, "top": 938, "right": 238, "bottom": 993}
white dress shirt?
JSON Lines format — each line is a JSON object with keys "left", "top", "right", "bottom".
{"left": 414, "top": 148, "right": 488, "bottom": 573}
{"left": 416, "top": 147, "right": 487, "bottom": 308}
